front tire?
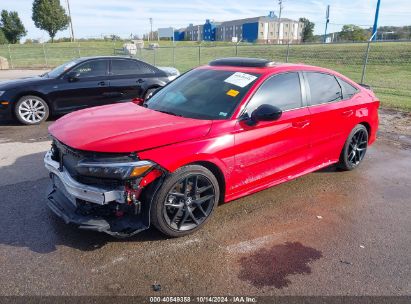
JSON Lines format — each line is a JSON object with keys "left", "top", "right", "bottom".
{"left": 15, "top": 95, "right": 49, "bottom": 125}
{"left": 144, "top": 88, "right": 158, "bottom": 100}
{"left": 150, "top": 165, "right": 219, "bottom": 237}
{"left": 338, "top": 124, "right": 368, "bottom": 171}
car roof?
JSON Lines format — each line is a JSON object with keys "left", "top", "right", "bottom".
{"left": 209, "top": 57, "right": 276, "bottom": 68}
{"left": 72, "top": 56, "right": 162, "bottom": 71}
{"left": 75, "top": 56, "right": 142, "bottom": 62}
{"left": 202, "top": 57, "right": 343, "bottom": 77}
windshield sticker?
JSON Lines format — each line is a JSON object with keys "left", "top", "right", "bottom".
{"left": 224, "top": 72, "right": 257, "bottom": 88}
{"left": 226, "top": 89, "right": 240, "bottom": 97}
{"left": 219, "top": 112, "right": 228, "bottom": 117}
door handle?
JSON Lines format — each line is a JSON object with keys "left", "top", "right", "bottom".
{"left": 342, "top": 110, "right": 354, "bottom": 117}
{"left": 97, "top": 81, "right": 106, "bottom": 86}
{"left": 136, "top": 79, "right": 145, "bottom": 84}
{"left": 292, "top": 120, "right": 310, "bottom": 128}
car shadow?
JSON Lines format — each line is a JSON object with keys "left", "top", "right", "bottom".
{"left": 0, "top": 117, "right": 51, "bottom": 127}
{"left": 0, "top": 119, "right": 19, "bottom": 126}
{"left": 314, "top": 164, "right": 341, "bottom": 173}
{"left": 0, "top": 117, "right": 62, "bottom": 144}
{"left": 0, "top": 114, "right": 65, "bottom": 126}
{"left": 0, "top": 151, "right": 167, "bottom": 254}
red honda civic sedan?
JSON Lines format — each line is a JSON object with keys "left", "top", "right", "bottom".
{"left": 44, "top": 58, "right": 379, "bottom": 237}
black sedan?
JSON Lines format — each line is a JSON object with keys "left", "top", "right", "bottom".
{"left": 0, "top": 56, "right": 179, "bottom": 124}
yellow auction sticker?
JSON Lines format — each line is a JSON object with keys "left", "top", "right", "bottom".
{"left": 226, "top": 89, "right": 240, "bottom": 97}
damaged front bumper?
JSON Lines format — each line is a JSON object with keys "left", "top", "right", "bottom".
{"left": 44, "top": 150, "right": 156, "bottom": 237}
{"left": 44, "top": 150, "right": 125, "bottom": 205}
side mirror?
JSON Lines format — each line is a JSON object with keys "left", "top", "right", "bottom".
{"left": 65, "top": 71, "right": 80, "bottom": 82}
{"left": 242, "top": 104, "right": 282, "bottom": 126}
{"left": 132, "top": 97, "right": 144, "bottom": 106}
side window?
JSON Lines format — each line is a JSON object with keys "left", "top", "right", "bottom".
{"left": 71, "top": 60, "right": 107, "bottom": 78}
{"left": 305, "top": 72, "right": 342, "bottom": 105}
{"left": 245, "top": 72, "right": 302, "bottom": 114}
{"left": 337, "top": 77, "right": 359, "bottom": 99}
{"left": 111, "top": 59, "right": 156, "bottom": 76}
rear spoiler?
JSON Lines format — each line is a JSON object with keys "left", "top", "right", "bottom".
{"left": 358, "top": 83, "right": 372, "bottom": 91}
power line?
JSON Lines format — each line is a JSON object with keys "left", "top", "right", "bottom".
{"left": 313, "top": 21, "right": 373, "bottom": 27}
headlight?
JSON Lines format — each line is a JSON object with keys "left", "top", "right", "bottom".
{"left": 0, "top": 91, "right": 5, "bottom": 97}
{"left": 76, "top": 160, "right": 154, "bottom": 180}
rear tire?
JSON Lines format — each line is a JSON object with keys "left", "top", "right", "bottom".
{"left": 15, "top": 95, "right": 49, "bottom": 125}
{"left": 150, "top": 165, "right": 219, "bottom": 237}
{"left": 338, "top": 124, "right": 368, "bottom": 171}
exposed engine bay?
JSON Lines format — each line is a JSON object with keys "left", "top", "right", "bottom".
{"left": 44, "top": 139, "right": 165, "bottom": 237}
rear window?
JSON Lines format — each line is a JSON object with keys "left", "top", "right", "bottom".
{"left": 337, "top": 78, "right": 359, "bottom": 99}
{"left": 111, "top": 59, "right": 156, "bottom": 76}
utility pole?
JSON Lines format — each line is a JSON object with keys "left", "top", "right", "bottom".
{"left": 276, "top": 0, "right": 283, "bottom": 44}
{"left": 323, "top": 5, "right": 330, "bottom": 43}
{"left": 66, "top": 0, "right": 75, "bottom": 42}
{"left": 372, "top": 0, "right": 381, "bottom": 41}
{"left": 149, "top": 18, "right": 153, "bottom": 42}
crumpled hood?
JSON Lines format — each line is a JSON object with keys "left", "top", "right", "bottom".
{"left": 49, "top": 102, "right": 212, "bottom": 153}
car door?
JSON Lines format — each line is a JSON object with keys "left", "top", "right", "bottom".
{"left": 230, "top": 72, "right": 311, "bottom": 195}
{"left": 51, "top": 59, "right": 110, "bottom": 113}
{"left": 304, "top": 71, "right": 356, "bottom": 165}
{"left": 108, "top": 58, "right": 158, "bottom": 102}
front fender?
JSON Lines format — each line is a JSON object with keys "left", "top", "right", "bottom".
{"left": 138, "top": 134, "right": 236, "bottom": 191}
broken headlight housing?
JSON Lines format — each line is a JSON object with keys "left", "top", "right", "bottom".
{"left": 76, "top": 160, "right": 154, "bottom": 180}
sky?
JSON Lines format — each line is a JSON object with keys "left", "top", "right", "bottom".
{"left": 2, "top": 0, "right": 411, "bottom": 41}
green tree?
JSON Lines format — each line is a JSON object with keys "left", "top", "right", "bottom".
{"left": 32, "top": 0, "right": 69, "bottom": 42}
{"left": 0, "top": 10, "right": 27, "bottom": 44}
{"left": 339, "top": 24, "right": 368, "bottom": 41}
{"left": 0, "top": 28, "right": 7, "bottom": 44}
{"left": 299, "top": 17, "right": 315, "bottom": 42}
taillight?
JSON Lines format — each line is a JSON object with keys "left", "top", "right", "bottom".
{"left": 132, "top": 97, "right": 144, "bottom": 106}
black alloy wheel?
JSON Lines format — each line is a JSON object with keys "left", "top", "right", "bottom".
{"left": 338, "top": 124, "right": 369, "bottom": 171}
{"left": 151, "top": 165, "right": 219, "bottom": 237}
{"left": 144, "top": 88, "right": 158, "bottom": 100}
{"left": 164, "top": 174, "right": 215, "bottom": 231}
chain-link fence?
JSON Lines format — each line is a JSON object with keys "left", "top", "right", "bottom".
{"left": 1, "top": 41, "right": 410, "bottom": 109}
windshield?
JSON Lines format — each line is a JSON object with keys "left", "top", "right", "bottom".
{"left": 145, "top": 69, "right": 260, "bottom": 120}
{"left": 46, "top": 59, "right": 82, "bottom": 78}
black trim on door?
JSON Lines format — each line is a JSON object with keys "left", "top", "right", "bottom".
{"left": 298, "top": 71, "right": 309, "bottom": 108}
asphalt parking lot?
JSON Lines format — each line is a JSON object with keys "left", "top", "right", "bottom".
{"left": 0, "top": 70, "right": 410, "bottom": 296}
